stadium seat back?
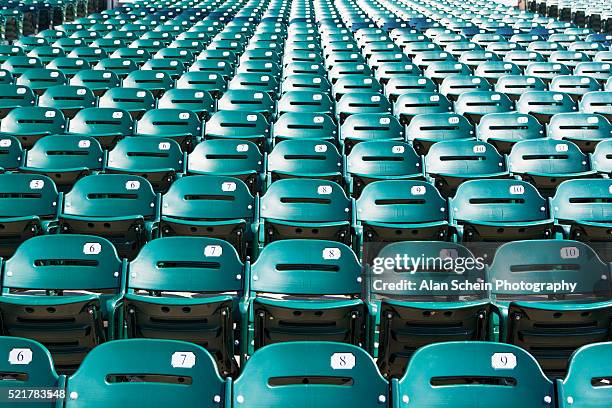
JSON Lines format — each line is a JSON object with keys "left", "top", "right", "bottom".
{"left": 233, "top": 342, "right": 387, "bottom": 408}
{"left": 394, "top": 342, "right": 554, "bottom": 407}
{"left": 64, "top": 339, "right": 227, "bottom": 408}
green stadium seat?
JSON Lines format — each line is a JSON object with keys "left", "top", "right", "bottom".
{"left": 509, "top": 139, "right": 594, "bottom": 196}
{"left": 346, "top": 140, "right": 422, "bottom": 198}
{"left": 477, "top": 112, "right": 545, "bottom": 154}
{"left": 0, "top": 135, "right": 22, "bottom": 172}
{"left": 93, "top": 57, "right": 138, "bottom": 79}
{"left": 524, "top": 62, "right": 572, "bottom": 84}
{"left": 168, "top": 39, "right": 206, "bottom": 54}
{"left": 197, "top": 49, "right": 238, "bottom": 67}
{"left": 473, "top": 36, "right": 505, "bottom": 49}
{"left": 153, "top": 47, "right": 195, "bottom": 65}
{"left": 0, "top": 55, "right": 43, "bottom": 78}
{"left": 445, "top": 42, "right": 484, "bottom": 60}
{"left": 412, "top": 50, "right": 454, "bottom": 70}
{"left": 405, "top": 112, "right": 475, "bottom": 154}
{"left": 16, "top": 68, "right": 67, "bottom": 95}
{"left": 58, "top": 174, "right": 157, "bottom": 259}
{"left": 549, "top": 51, "right": 591, "bottom": 69}
{"left": 64, "top": 339, "right": 227, "bottom": 407}
{"left": 557, "top": 342, "right": 612, "bottom": 407}
{"left": 488, "top": 239, "right": 612, "bottom": 377}
{"left": 332, "top": 75, "right": 382, "bottom": 102}
{"left": 67, "top": 107, "right": 133, "bottom": 149}
{"left": 340, "top": 113, "right": 403, "bottom": 154}
{"left": 356, "top": 177, "right": 449, "bottom": 244}
{"left": 135, "top": 108, "right": 202, "bottom": 152}
{"left": 187, "top": 139, "right": 263, "bottom": 195}
{"left": 228, "top": 73, "right": 279, "bottom": 98}
{"left": 551, "top": 179, "right": 612, "bottom": 242}
{"left": 69, "top": 69, "right": 120, "bottom": 96}
{"left": 248, "top": 240, "right": 366, "bottom": 349}
{"left": 425, "top": 140, "right": 508, "bottom": 196}
{"left": 123, "top": 70, "right": 174, "bottom": 98}
{"left": 267, "top": 139, "right": 342, "bottom": 183}
{"left": 439, "top": 75, "right": 491, "bottom": 102}
{"left": 68, "top": 46, "right": 107, "bottom": 64}
{"left": 158, "top": 175, "right": 255, "bottom": 259}
{"left": 106, "top": 137, "right": 183, "bottom": 192}
{"left": 459, "top": 50, "right": 500, "bottom": 70}
{"left": 0, "top": 45, "right": 25, "bottom": 64}
{"left": 450, "top": 179, "right": 554, "bottom": 241}
{"left": 258, "top": 179, "right": 351, "bottom": 246}
{"left": 52, "top": 38, "right": 86, "bottom": 53}
{"left": 474, "top": 61, "right": 523, "bottom": 85}
{"left": 569, "top": 42, "right": 607, "bottom": 58}
{"left": 394, "top": 92, "right": 453, "bottom": 125}
{"left": 271, "top": 112, "right": 337, "bottom": 144}
{"left": 46, "top": 57, "right": 90, "bottom": 78}
{"left": 176, "top": 71, "right": 227, "bottom": 99}
{"left": 370, "top": 241, "right": 490, "bottom": 378}
{"left": 0, "top": 84, "right": 35, "bottom": 118}
{"left": 27, "top": 45, "right": 65, "bottom": 65}
{"left": 280, "top": 74, "right": 331, "bottom": 94}
{"left": 70, "top": 30, "right": 101, "bottom": 45}
{"left": 205, "top": 110, "right": 269, "bottom": 152}
{"left": 547, "top": 113, "right": 612, "bottom": 152}
{"left": 579, "top": 91, "right": 612, "bottom": 121}
{"left": 217, "top": 89, "right": 275, "bottom": 119}
{"left": 424, "top": 61, "right": 472, "bottom": 86}
{"left": 375, "top": 63, "right": 421, "bottom": 86}
{"left": 516, "top": 91, "right": 577, "bottom": 125}
{"left": 124, "top": 237, "right": 246, "bottom": 375}
{"left": 14, "top": 37, "right": 49, "bottom": 53}
{"left": 277, "top": 91, "right": 333, "bottom": 116}
{"left": 157, "top": 89, "right": 215, "bottom": 121}
{"left": 454, "top": 91, "right": 514, "bottom": 124}
{"left": 236, "top": 60, "right": 281, "bottom": 78}
{"left": 98, "top": 87, "right": 156, "bottom": 120}
{"left": 393, "top": 342, "right": 555, "bottom": 407}
{"left": 552, "top": 73, "right": 603, "bottom": 101}
{"left": 494, "top": 75, "right": 548, "bottom": 101}
{"left": 283, "top": 49, "right": 324, "bottom": 67}
{"left": 574, "top": 62, "right": 612, "bottom": 86}
{"left": 336, "top": 92, "right": 392, "bottom": 124}
{"left": 592, "top": 139, "right": 612, "bottom": 176}
{"left": 0, "top": 106, "right": 66, "bottom": 149}
{"left": 505, "top": 50, "right": 546, "bottom": 69}
{"left": 141, "top": 58, "right": 186, "bottom": 81}
{"left": 37, "top": 85, "right": 96, "bottom": 119}
{"left": 0, "top": 234, "right": 124, "bottom": 373}
{"left": 0, "top": 69, "right": 13, "bottom": 85}
{"left": 328, "top": 63, "right": 373, "bottom": 86}
{"left": 110, "top": 47, "right": 151, "bottom": 66}
{"left": 234, "top": 342, "right": 387, "bottom": 407}
{"left": 90, "top": 38, "right": 126, "bottom": 54}
{"left": 384, "top": 75, "right": 436, "bottom": 104}
{"left": 0, "top": 336, "right": 63, "bottom": 407}
{"left": 20, "top": 134, "right": 103, "bottom": 190}
{"left": 0, "top": 173, "right": 58, "bottom": 257}
{"left": 283, "top": 62, "right": 326, "bottom": 78}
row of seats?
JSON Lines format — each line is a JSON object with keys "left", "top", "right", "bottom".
{"left": 0, "top": 233, "right": 609, "bottom": 378}
{"left": 1, "top": 101, "right": 612, "bottom": 159}
{"left": 1, "top": 337, "right": 610, "bottom": 407}
{"left": 3, "top": 125, "right": 612, "bottom": 196}
{"left": 1, "top": 172, "right": 611, "bottom": 260}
